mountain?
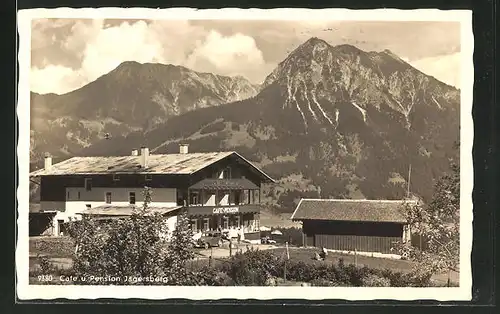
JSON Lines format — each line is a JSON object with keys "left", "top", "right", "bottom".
{"left": 29, "top": 61, "right": 260, "bottom": 167}
{"left": 47, "top": 37, "right": 460, "bottom": 210}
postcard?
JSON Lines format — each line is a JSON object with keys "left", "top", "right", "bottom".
{"left": 17, "top": 7, "right": 473, "bottom": 301}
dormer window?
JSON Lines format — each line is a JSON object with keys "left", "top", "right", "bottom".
{"left": 113, "top": 174, "right": 120, "bottom": 181}
{"left": 84, "top": 178, "right": 92, "bottom": 191}
{"left": 145, "top": 174, "right": 152, "bottom": 181}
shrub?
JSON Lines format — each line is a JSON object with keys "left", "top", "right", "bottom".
{"left": 29, "top": 237, "right": 75, "bottom": 258}
{"left": 363, "top": 274, "right": 391, "bottom": 287}
{"left": 218, "top": 249, "right": 286, "bottom": 286}
{"left": 211, "top": 271, "right": 235, "bottom": 286}
{"left": 38, "top": 255, "right": 55, "bottom": 274}
{"left": 286, "top": 261, "right": 318, "bottom": 282}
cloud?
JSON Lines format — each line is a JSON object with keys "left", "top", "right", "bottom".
{"left": 30, "top": 65, "right": 86, "bottom": 95}
{"left": 30, "top": 19, "right": 271, "bottom": 94}
{"left": 30, "top": 19, "right": 461, "bottom": 94}
{"left": 31, "top": 20, "right": 168, "bottom": 94}
{"left": 186, "top": 31, "right": 267, "bottom": 81}
{"left": 409, "top": 53, "right": 461, "bottom": 88}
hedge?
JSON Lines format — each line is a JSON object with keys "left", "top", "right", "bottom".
{"left": 29, "top": 236, "right": 75, "bottom": 258}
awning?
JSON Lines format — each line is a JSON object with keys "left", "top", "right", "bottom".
{"left": 79, "top": 205, "right": 182, "bottom": 217}
{"left": 189, "top": 178, "right": 259, "bottom": 190}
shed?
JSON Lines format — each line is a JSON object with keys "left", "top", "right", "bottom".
{"left": 290, "top": 199, "right": 414, "bottom": 254}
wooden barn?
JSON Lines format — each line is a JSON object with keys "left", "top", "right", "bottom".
{"left": 290, "top": 199, "right": 414, "bottom": 254}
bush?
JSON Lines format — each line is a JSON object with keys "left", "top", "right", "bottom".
{"left": 218, "top": 248, "right": 286, "bottom": 286}
{"left": 212, "top": 250, "right": 434, "bottom": 287}
{"left": 363, "top": 274, "right": 391, "bottom": 287}
{"left": 29, "top": 237, "right": 75, "bottom": 258}
{"left": 38, "top": 255, "right": 55, "bottom": 274}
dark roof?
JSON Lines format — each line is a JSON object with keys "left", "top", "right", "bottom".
{"left": 30, "top": 152, "right": 233, "bottom": 176}
{"left": 28, "top": 151, "right": 275, "bottom": 183}
{"left": 189, "top": 178, "right": 259, "bottom": 190}
{"left": 290, "top": 199, "right": 416, "bottom": 223}
{"left": 78, "top": 205, "right": 182, "bottom": 217}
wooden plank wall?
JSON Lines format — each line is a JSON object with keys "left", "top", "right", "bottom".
{"left": 314, "top": 234, "right": 401, "bottom": 254}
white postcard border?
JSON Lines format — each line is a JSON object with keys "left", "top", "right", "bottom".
{"left": 16, "top": 7, "right": 474, "bottom": 301}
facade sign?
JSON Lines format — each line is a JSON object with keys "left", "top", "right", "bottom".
{"left": 212, "top": 207, "right": 239, "bottom": 214}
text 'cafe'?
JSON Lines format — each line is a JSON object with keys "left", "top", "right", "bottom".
{"left": 186, "top": 204, "right": 262, "bottom": 240}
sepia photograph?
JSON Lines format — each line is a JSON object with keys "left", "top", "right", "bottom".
{"left": 16, "top": 8, "right": 473, "bottom": 301}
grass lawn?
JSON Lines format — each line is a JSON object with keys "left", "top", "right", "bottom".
{"left": 269, "top": 247, "right": 459, "bottom": 285}
{"left": 269, "top": 247, "right": 415, "bottom": 272}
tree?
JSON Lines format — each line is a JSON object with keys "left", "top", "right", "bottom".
{"left": 395, "top": 161, "right": 460, "bottom": 277}
{"left": 67, "top": 186, "right": 195, "bottom": 285}
{"left": 162, "top": 209, "right": 195, "bottom": 284}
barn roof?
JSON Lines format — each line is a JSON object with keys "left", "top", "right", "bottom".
{"left": 29, "top": 151, "right": 275, "bottom": 182}
{"left": 290, "top": 199, "right": 416, "bottom": 223}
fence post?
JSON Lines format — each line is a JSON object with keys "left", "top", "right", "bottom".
{"left": 284, "top": 242, "right": 289, "bottom": 284}
{"left": 209, "top": 247, "right": 213, "bottom": 267}
{"left": 284, "top": 259, "right": 287, "bottom": 283}
{"left": 286, "top": 242, "right": 290, "bottom": 260}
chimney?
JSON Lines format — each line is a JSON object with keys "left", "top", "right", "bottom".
{"left": 179, "top": 144, "right": 189, "bottom": 154}
{"left": 140, "top": 147, "right": 149, "bottom": 168}
{"left": 44, "top": 153, "right": 52, "bottom": 170}
{"left": 131, "top": 149, "right": 138, "bottom": 156}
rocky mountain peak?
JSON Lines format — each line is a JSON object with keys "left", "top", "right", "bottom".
{"left": 29, "top": 62, "right": 260, "bottom": 165}
{"left": 260, "top": 37, "right": 459, "bottom": 133}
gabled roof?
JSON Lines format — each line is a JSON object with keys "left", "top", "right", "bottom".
{"left": 290, "top": 199, "right": 416, "bottom": 223}
{"left": 29, "top": 151, "right": 275, "bottom": 183}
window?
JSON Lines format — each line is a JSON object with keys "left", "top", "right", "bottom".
{"left": 203, "top": 218, "right": 210, "bottom": 231}
{"left": 105, "top": 192, "right": 112, "bottom": 204}
{"left": 254, "top": 214, "right": 260, "bottom": 231}
{"left": 84, "top": 178, "right": 92, "bottom": 191}
{"left": 190, "top": 191, "right": 200, "bottom": 205}
{"left": 215, "top": 191, "right": 222, "bottom": 205}
{"left": 223, "top": 217, "right": 229, "bottom": 230}
{"left": 129, "top": 192, "right": 136, "bottom": 205}
{"left": 222, "top": 167, "right": 231, "bottom": 179}
{"left": 234, "top": 191, "right": 241, "bottom": 205}
{"left": 190, "top": 219, "right": 198, "bottom": 232}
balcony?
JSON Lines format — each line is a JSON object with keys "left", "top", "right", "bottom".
{"left": 186, "top": 204, "right": 262, "bottom": 217}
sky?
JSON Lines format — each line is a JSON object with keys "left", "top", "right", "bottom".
{"left": 30, "top": 18, "right": 461, "bottom": 95}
